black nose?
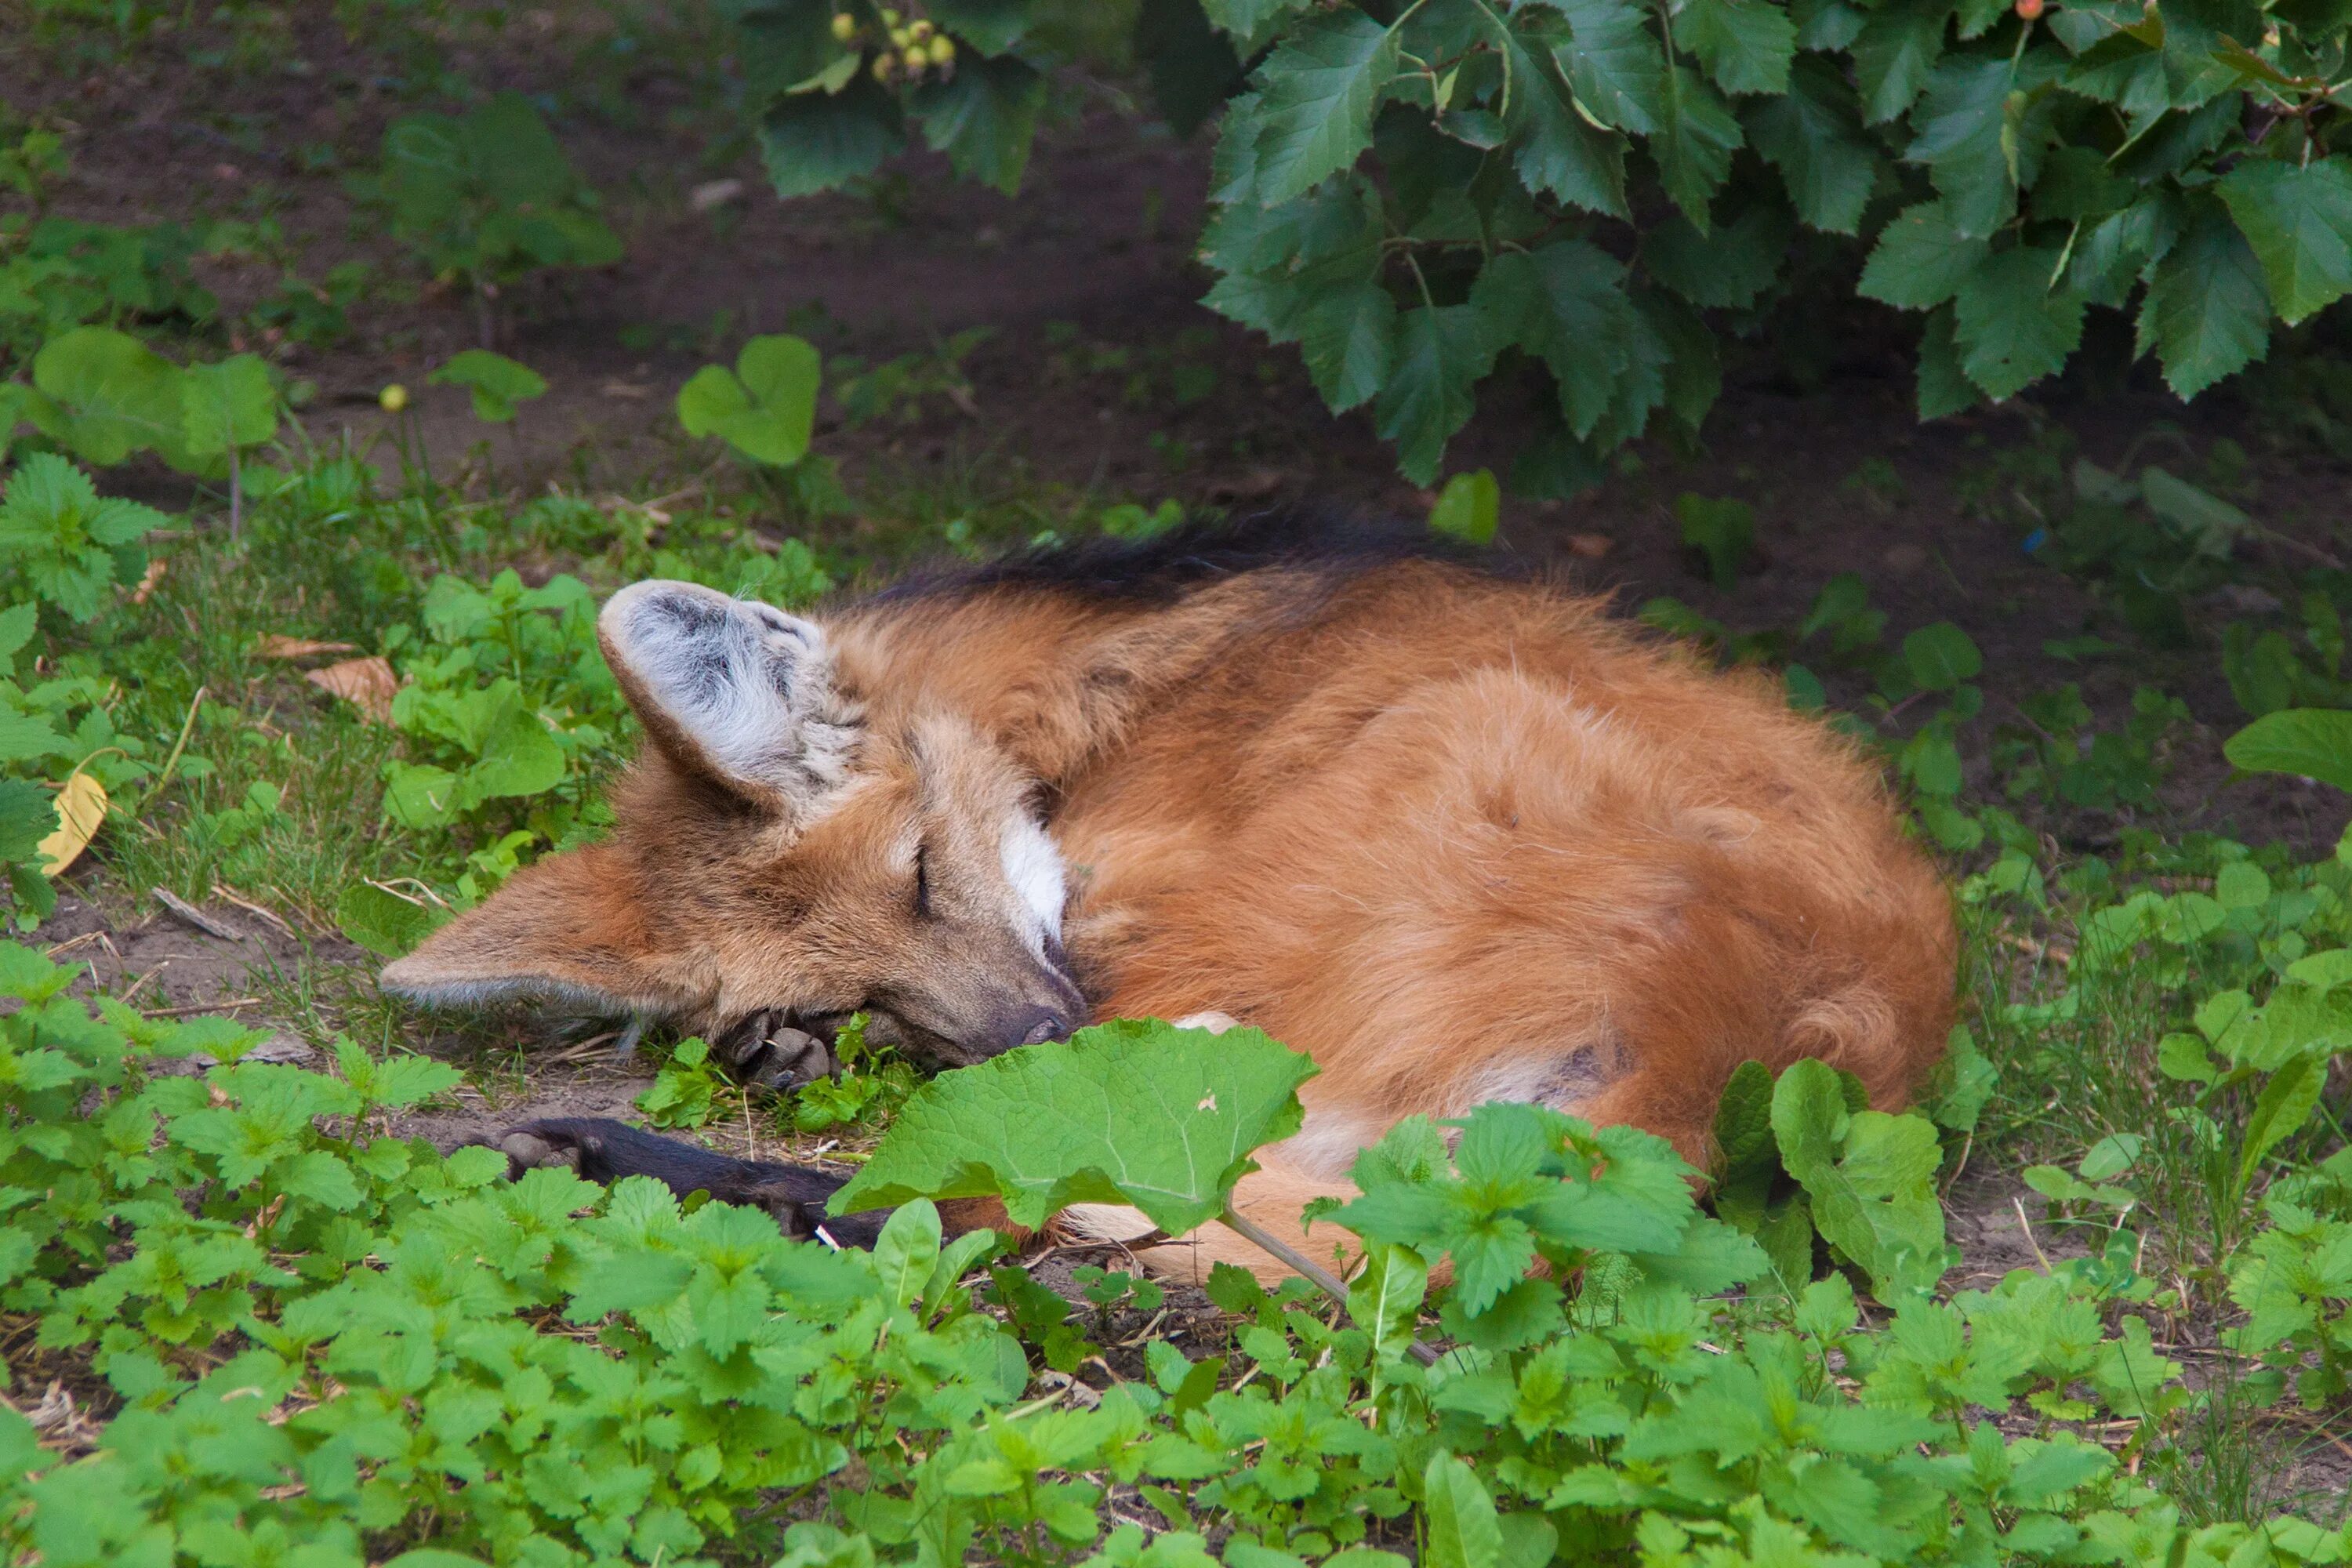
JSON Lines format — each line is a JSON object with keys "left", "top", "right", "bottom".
{"left": 1011, "top": 1007, "right": 1068, "bottom": 1048}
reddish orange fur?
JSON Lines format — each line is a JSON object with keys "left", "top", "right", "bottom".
{"left": 390, "top": 552, "right": 1956, "bottom": 1280}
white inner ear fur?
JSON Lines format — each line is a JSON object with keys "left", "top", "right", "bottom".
{"left": 602, "top": 580, "right": 861, "bottom": 811}
{"left": 997, "top": 806, "right": 1067, "bottom": 957}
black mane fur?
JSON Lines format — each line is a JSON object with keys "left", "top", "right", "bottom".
{"left": 869, "top": 506, "right": 1521, "bottom": 609}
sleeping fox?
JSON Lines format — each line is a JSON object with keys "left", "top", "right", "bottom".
{"left": 383, "top": 513, "right": 1956, "bottom": 1279}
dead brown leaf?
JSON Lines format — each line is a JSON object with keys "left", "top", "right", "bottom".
{"left": 1567, "top": 533, "right": 1615, "bottom": 560}
{"left": 129, "top": 557, "right": 166, "bottom": 604}
{"left": 306, "top": 655, "right": 398, "bottom": 722}
{"left": 257, "top": 634, "right": 359, "bottom": 660}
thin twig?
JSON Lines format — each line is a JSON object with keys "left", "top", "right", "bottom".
{"left": 142, "top": 997, "right": 261, "bottom": 1018}
{"left": 212, "top": 884, "right": 296, "bottom": 938}
{"left": 152, "top": 887, "right": 245, "bottom": 942}
{"left": 1217, "top": 1205, "right": 1442, "bottom": 1367}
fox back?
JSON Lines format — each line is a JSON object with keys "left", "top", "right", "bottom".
{"left": 386, "top": 514, "right": 1955, "bottom": 1189}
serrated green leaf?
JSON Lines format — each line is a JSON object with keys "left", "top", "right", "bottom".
{"left": 759, "top": 79, "right": 907, "bottom": 199}
{"left": 337, "top": 883, "right": 451, "bottom": 959}
{"left": 1772, "top": 1059, "right": 1947, "bottom": 1300}
{"left": 1641, "top": 202, "right": 1790, "bottom": 308}
{"left": 1251, "top": 10, "right": 1399, "bottom": 204}
{"left": 1551, "top": 0, "right": 1668, "bottom": 133}
{"left": 832, "top": 1019, "right": 1316, "bottom": 1234}
{"left": 910, "top": 56, "right": 1047, "bottom": 194}
{"left": 1952, "top": 247, "right": 2085, "bottom": 400}
{"left": 2216, "top": 157, "right": 2352, "bottom": 325}
{"left": 1472, "top": 242, "right": 1637, "bottom": 439}
{"left": 1650, "top": 66, "right": 1744, "bottom": 227}
{"left": 1298, "top": 282, "right": 1398, "bottom": 412}
{"left": 1673, "top": 0, "right": 1797, "bottom": 95}
{"left": 1853, "top": 0, "right": 1949, "bottom": 122}
{"left": 1494, "top": 16, "right": 1629, "bottom": 216}
{"left": 1747, "top": 57, "right": 1880, "bottom": 234}
{"left": 1904, "top": 56, "right": 2018, "bottom": 238}
{"left": 1374, "top": 303, "right": 1494, "bottom": 485}
{"left": 2136, "top": 199, "right": 2270, "bottom": 397}
{"left": 1859, "top": 201, "right": 1990, "bottom": 309}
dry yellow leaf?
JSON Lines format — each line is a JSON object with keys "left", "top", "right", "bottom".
{"left": 38, "top": 772, "right": 108, "bottom": 879}
{"left": 306, "top": 656, "right": 399, "bottom": 723}
{"left": 256, "top": 634, "right": 359, "bottom": 660}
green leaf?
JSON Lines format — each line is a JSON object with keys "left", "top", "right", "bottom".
{"left": 1374, "top": 304, "right": 1494, "bottom": 485}
{"left": 2136, "top": 200, "right": 2270, "bottom": 397}
{"left": 0, "top": 779, "right": 57, "bottom": 866}
{"left": 1251, "top": 10, "right": 1400, "bottom": 204}
{"left": 758, "top": 79, "right": 907, "bottom": 199}
{"left": 2216, "top": 157, "right": 2352, "bottom": 325}
{"left": 1471, "top": 243, "right": 1638, "bottom": 439}
{"left": 1650, "top": 67, "right": 1744, "bottom": 227}
{"left": 873, "top": 1198, "right": 943, "bottom": 1308}
{"left": 1422, "top": 1454, "right": 1503, "bottom": 1568}
{"left": 1551, "top": 0, "right": 1668, "bottom": 133}
{"left": 2224, "top": 708, "right": 2352, "bottom": 792}
{"left": 31, "top": 326, "right": 185, "bottom": 467}
{"left": 909, "top": 56, "right": 1048, "bottom": 194}
{"left": 1201, "top": 0, "right": 1312, "bottom": 50}
{"left": 1902, "top": 622, "right": 1983, "bottom": 690}
{"left": 831, "top": 1018, "right": 1318, "bottom": 1234}
{"left": 1673, "top": 0, "right": 1797, "bottom": 95}
{"left": 678, "top": 335, "right": 822, "bottom": 466}
{"left": 1298, "top": 282, "right": 1398, "bottom": 412}
{"left": 1642, "top": 203, "right": 1790, "bottom": 309}
{"left": 2241, "top": 1053, "right": 2321, "bottom": 1187}
{"left": 1676, "top": 493, "right": 1754, "bottom": 588}
{"left": 1772, "top": 1060, "right": 1947, "bottom": 1300}
{"left": 1430, "top": 470, "right": 1500, "bottom": 545}
{"left": 1859, "top": 201, "right": 1990, "bottom": 309}
{"left": 1952, "top": 248, "right": 2085, "bottom": 400}
{"left": 1710, "top": 1059, "right": 1780, "bottom": 1231}
{"left": 179, "top": 354, "right": 278, "bottom": 457}
{"left": 1747, "top": 58, "right": 1880, "bottom": 235}
{"left": 1904, "top": 56, "right": 2018, "bottom": 238}
{"left": 1916, "top": 307, "right": 1977, "bottom": 419}
{"left": 337, "top": 882, "right": 452, "bottom": 959}
{"left": 1852, "top": 0, "right": 1948, "bottom": 122}
{"left": 427, "top": 350, "right": 547, "bottom": 423}
{"left": 1495, "top": 16, "right": 1629, "bottom": 217}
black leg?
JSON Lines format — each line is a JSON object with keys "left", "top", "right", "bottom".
{"left": 491, "top": 1116, "right": 889, "bottom": 1248}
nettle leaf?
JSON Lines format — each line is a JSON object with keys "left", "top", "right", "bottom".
{"left": 1374, "top": 303, "right": 1494, "bottom": 485}
{"left": 2136, "top": 198, "right": 2271, "bottom": 397}
{"left": 2216, "top": 157, "right": 2352, "bottom": 326}
{"left": 677, "top": 334, "right": 822, "bottom": 466}
{"left": 427, "top": 350, "right": 547, "bottom": 423}
{"left": 336, "top": 883, "right": 451, "bottom": 959}
{"left": 1550, "top": 0, "right": 1668, "bottom": 134}
{"left": 1672, "top": 0, "right": 1798, "bottom": 96}
{"left": 2224, "top": 709, "right": 2352, "bottom": 792}
{"left": 1650, "top": 67, "right": 1744, "bottom": 228}
{"left": 830, "top": 1019, "right": 1317, "bottom": 1234}
{"left": 1951, "top": 247, "right": 2085, "bottom": 400}
{"left": 1747, "top": 57, "right": 1879, "bottom": 234}
{"left": 179, "top": 354, "right": 277, "bottom": 457}
{"left": 1771, "top": 1060, "right": 1947, "bottom": 1300}
{"left": 1250, "top": 9, "right": 1400, "bottom": 204}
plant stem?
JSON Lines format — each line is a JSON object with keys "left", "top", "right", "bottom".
{"left": 1216, "top": 1203, "right": 1441, "bottom": 1367}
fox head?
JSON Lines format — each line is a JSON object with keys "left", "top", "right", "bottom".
{"left": 379, "top": 580, "right": 1086, "bottom": 1067}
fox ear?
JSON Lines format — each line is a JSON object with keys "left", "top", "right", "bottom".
{"left": 597, "top": 580, "right": 861, "bottom": 819}
{"left": 379, "top": 845, "right": 690, "bottom": 1015}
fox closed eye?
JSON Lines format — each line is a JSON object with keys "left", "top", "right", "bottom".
{"left": 913, "top": 842, "right": 934, "bottom": 920}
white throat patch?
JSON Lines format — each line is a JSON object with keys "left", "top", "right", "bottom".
{"left": 998, "top": 810, "right": 1067, "bottom": 956}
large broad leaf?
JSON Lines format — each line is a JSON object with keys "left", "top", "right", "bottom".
{"left": 180, "top": 354, "right": 278, "bottom": 457}
{"left": 1857, "top": 201, "right": 1988, "bottom": 309}
{"left": 2136, "top": 201, "right": 2270, "bottom": 397}
{"left": 1250, "top": 9, "right": 1399, "bottom": 204}
{"left": 1851, "top": 0, "right": 1947, "bottom": 124}
{"left": 2216, "top": 157, "right": 2352, "bottom": 325}
{"left": 2223, "top": 708, "right": 2352, "bottom": 792}
{"left": 1770, "top": 1059, "right": 1947, "bottom": 1301}
{"left": 758, "top": 80, "right": 907, "bottom": 199}
{"left": 31, "top": 327, "right": 185, "bottom": 467}
{"left": 677, "top": 334, "right": 822, "bottom": 466}
{"left": 1297, "top": 281, "right": 1398, "bottom": 412}
{"left": 1650, "top": 67, "right": 1744, "bottom": 229}
{"left": 1491, "top": 14, "right": 1628, "bottom": 218}
{"left": 831, "top": 1018, "right": 1318, "bottom": 1234}
{"left": 1904, "top": 56, "right": 2018, "bottom": 239}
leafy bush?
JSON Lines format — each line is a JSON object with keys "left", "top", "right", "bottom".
{"left": 351, "top": 92, "right": 622, "bottom": 329}
{"left": 747, "top": 0, "right": 2352, "bottom": 485}
{"left": 5, "top": 967, "right": 2339, "bottom": 1566}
